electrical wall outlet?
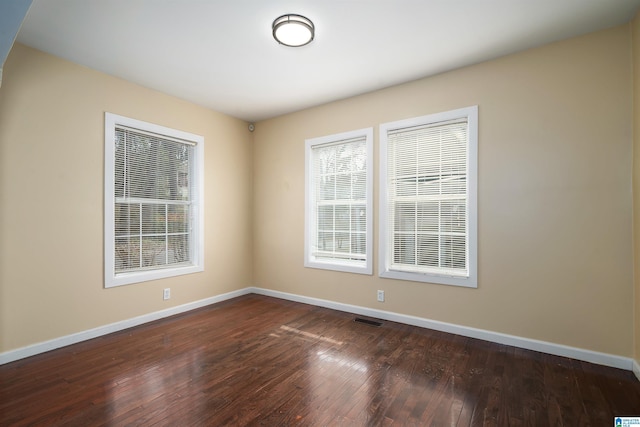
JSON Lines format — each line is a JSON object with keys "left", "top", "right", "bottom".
{"left": 163, "top": 288, "right": 171, "bottom": 300}
{"left": 377, "top": 290, "right": 385, "bottom": 302}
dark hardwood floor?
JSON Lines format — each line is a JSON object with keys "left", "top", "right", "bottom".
{"left": 1, "top": 294, "right": 639, "bottom": 426}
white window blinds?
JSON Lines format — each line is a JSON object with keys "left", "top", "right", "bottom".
{"left": 114, "top": 127, "right": 195, "bottom": 273}
{"left": 105, "top": 112, "right": 204, "bottom": 288}
{"left": 380, "top": 106, "right": 477, "bottom": 287}
{"left": 386, "top": 119, "right": 469, "bottom": 276}
{"left": 305, "top": 128, "right": 373, "bottom": 274}
{"left": 313, "top": 137, "right": 367, "bottom": 261}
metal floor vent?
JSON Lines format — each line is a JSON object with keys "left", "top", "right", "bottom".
{"left": 354, "top": 317, "right": 383, "bottom": 327}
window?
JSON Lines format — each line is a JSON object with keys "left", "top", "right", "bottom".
{"left": 379, "top": 106, "right": 478, "bottom": 287}
{"left": 305, "top": 128, "right": 373, "bottom": 274}
{"left": 104, "top": 113, "right": 204, "bottom": 288}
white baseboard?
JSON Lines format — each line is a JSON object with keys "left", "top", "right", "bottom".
{"left": 1, "top": 286, "right": 636, "bottom": 376}
{"left": 250, "top": 287, "right": 635, "bottom": 372}
{"left": 0, "top": 288, "right": 253, "bottom": 365}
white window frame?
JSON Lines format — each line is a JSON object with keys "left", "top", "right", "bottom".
{"left": 104, "top": 113, "right": 204, "bottom": 288}
{"left": 305, "top": 128, "right": 373, "bottom": 275}
{"left": 379, "top": 106, "right": 478, "bottom": 288}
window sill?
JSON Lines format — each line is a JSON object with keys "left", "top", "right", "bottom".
{"left": 105, "top": 264, "right": 204, "bottom": 288}
{"left": 305, "top": 259, "right": 372, "bottom": 275}
{"left": 379, "top": 268, "right": 476, "bottom": 288}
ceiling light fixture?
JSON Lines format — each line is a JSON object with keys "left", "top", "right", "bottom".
{"left": 272, "top": 14, "right": 315, "bottom": 47}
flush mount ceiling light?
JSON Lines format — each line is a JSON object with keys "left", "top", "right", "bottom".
{"left": 272, "top": 14, "right": 315, "bottom": 47}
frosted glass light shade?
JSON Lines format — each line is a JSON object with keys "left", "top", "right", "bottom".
{"left": 272, "top": 14, "right": 314, "bottom": 47}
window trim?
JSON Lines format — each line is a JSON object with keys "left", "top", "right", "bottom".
{"left": 379, "top": 106, "right": 478, "bottom": 288}
{"left": 304, "top": 127, "right": 374, "bottom": 275}
{"left": 104, "top": 113, "right": 204, "bottom": 288}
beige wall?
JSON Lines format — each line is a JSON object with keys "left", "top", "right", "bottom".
{"left": 254, "top": 25, "right": 634, "bottom": 356}
{"left": 0, "top": 44, "right": 254, "bottom": 352}
{"left": 633, "top": 12, "right": 640, "bottom": 365}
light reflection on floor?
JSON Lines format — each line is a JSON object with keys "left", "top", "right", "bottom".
{"left": 278, "top": 324, "right": 344, "bottom": 345}
{"left": 316, "top": 349, "right": 368, "bottom": 374}
{"left": 106, "top": 346, "right": 206, "bottom": 421}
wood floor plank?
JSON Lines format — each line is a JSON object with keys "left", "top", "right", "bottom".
{"left": 2, "top": 294, "right": 640, "bottom": 426}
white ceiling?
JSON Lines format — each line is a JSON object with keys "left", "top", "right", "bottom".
{"left": 16, "top": 0, "right": 640, "bottom": 122}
